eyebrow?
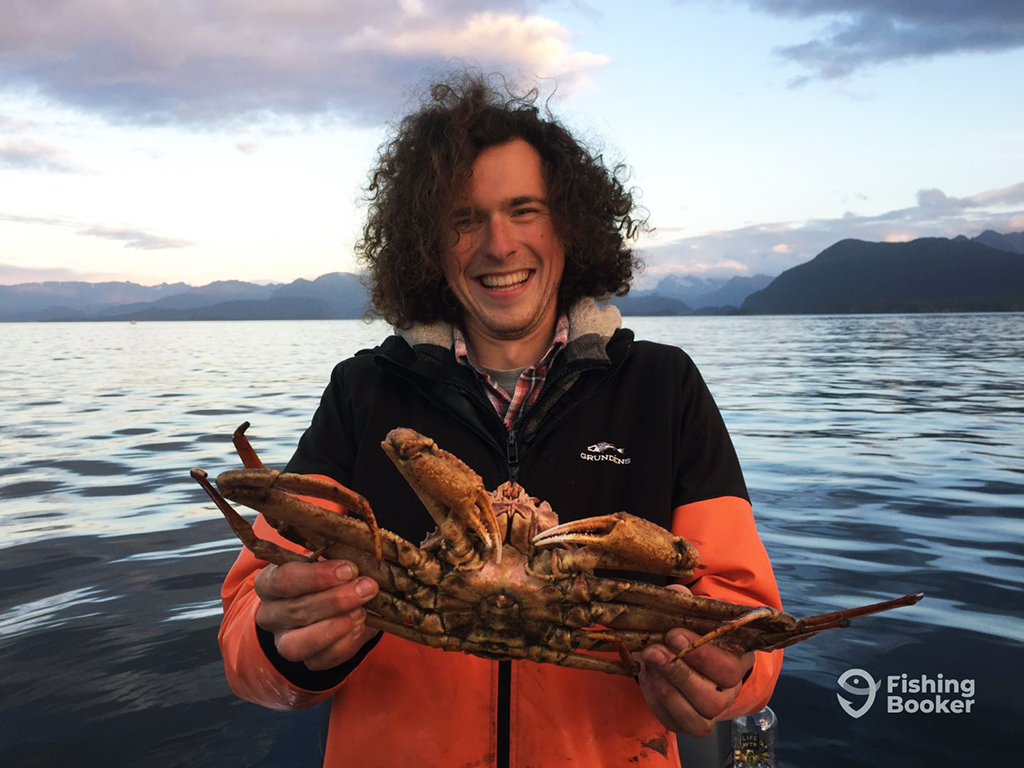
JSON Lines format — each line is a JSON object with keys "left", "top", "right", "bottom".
{"left": 507, "top": 195, "right": 547, "bottom": 208}
{"left": 451, "top": 196, "right": 548, "bottom": 217}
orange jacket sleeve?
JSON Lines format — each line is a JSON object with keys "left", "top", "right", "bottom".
{"left": 218, "top": 477, "right": 356, "bottom": 710}
{"left": 671, "top": 495, "right": 783, "bottom": 718}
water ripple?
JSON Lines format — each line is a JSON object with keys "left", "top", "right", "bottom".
{"left": 0, "top": 587, "right": 121, "bottom": 641}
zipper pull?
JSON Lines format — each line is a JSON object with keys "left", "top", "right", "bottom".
{"left": 506, "top": 429, "right": 520, "bottom": 483}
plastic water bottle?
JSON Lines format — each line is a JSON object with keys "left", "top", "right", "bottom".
{"left": 731, "top": 706, "right": 777, "bottom": 767}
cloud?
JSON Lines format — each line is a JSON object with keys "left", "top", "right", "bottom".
{"left": 641, "top": 180, "right": 1024, "bottom": 279}
{"left": 368, "top": 14, "right": 608, "bottom": 95}
{"left": 1, "top": 211, "right": 194, "bottom": 250}
{"left": 705, "top": 1, "right": 1024, "bottom": 82}
{"left": 0, "top": 113, "right": 39, "bottom": 132}
{"left": 0, "top": 139, "right": 82, "bottom": 173}
{"left": 0, "top": 211, "right": 74, "bottom": 227}
{"left": 76, "top": 226, "right": 196, "bottom": 250}
{"left": 0, "top": 2, "right": 606, "bottom": 126}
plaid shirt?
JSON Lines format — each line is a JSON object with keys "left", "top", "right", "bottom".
{"left": 454, "top": 314, "right": 570, "bottom": 431}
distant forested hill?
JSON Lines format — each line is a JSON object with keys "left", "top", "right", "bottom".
{"left": 742, "top": 237, "right": 1024, "bottom": 314}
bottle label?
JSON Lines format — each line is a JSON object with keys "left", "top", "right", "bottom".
{"left": 732, "top": 731, "right": 776, "bottom": 767}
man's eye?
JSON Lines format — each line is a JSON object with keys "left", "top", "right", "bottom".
{"left": 453, "top": 217, "right": 475, "bottom": 230}
{"left": 512, "top": 207, "right": 538, "bottom": 217}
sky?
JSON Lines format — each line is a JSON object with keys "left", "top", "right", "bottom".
{"left": 1, "top": 0, "right": 1022, "bottom": 288}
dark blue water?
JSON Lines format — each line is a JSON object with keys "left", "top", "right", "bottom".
{"left": 1, "top": 315, "right": 1021, "bottom": 766}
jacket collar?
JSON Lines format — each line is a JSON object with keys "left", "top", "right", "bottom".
{"left": 395, "top": 298, "right": 622, "bottom": 365}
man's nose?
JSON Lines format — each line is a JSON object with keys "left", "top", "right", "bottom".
{"left": 484, "top": 216, "right": 515, "bottom": 259}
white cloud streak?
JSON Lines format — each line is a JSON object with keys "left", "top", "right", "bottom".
{"left": 0, "top": 139, "right": 82, "bottom": 173}
{"left": 0, "top": 113, "right": 40, "bottom": 132}
{"left": 76, "top": 226, "right": 197, "bottom": 250}
{"left": 0, "top": 2, "right": 607, "bottom": 125}
{"left": 1, "top": 212, "right": 195, "bottom": 250}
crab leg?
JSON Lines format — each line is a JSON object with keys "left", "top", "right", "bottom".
{"left": 748, "top": 592, "right": 925, "bottom": 652}
{"left": 362, "top": 612, "right": 635, "bottom": 676}
{"left": 586, "top": 579, "right": 796, "bottom": 630}
{"left": 588, "top": 601, "right": 789, "bottom": 640}
{"left": 785, "top": 592, "right": 924, "bottom": 629}
{"left": 669, "top": 607, "right": 779, "bottom": 661}
{"left": 232, "top": 422, "right": 266, "bottom": 469}
{"left": 196, "top": 467, "right": 451, "bottom": 618}
{"left": 213, "top": 469, "right": 385, "bottom": 564}
{"left": 577, "top": 630, "right": 639, "bottom": 675}
{"left": 532, "top": 512, "right": 699, "bottom": 578}
{"left": 192, "top": 468, "right": 310, "bottom": 564}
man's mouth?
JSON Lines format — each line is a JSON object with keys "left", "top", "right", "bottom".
{"left": 479, "top": 270, "right": 531, "bottom": 290}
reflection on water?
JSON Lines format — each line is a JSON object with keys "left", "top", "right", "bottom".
{"left": 1, "top": 316, "right": 1021, "bottom": 767}
{"left": 0, "top": 586, "right": 120, "bottom": 641}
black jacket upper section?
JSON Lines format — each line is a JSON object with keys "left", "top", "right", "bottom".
{"left": 285, "top": 327, "right": 749, "bottom": 552}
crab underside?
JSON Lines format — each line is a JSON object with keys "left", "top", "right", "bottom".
{"left": 192, "top": 423, "right": 922, "bottom": 676}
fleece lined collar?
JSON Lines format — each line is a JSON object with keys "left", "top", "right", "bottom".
{"left": 395, "top": 297, "right": 622, "bottom": 364}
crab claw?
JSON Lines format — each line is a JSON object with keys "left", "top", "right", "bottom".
{"left": 382, "top": 428, "right": 503, "bottom": 565}
{"left": 533, "top": 511, "right": 699, "bottom": 578}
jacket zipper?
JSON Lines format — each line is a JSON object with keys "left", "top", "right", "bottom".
{"left": 380, "top": 342, "right": 630, "bottom": 768}
{"left": 497, "top": 660, "right": 511, "bottom": 768}
{"left": 494, "top": 346, "right": 630, "bottom": 768}
{"left": 380, "top": 361, "right": 514, "bottom": 767}
{"left": 506, "top": 429, "right": 519, "bottom": 483}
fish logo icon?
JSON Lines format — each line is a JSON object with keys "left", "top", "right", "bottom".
{"left": 587, "top": 442, "right": 625, "bottom": 455}
{"left": 837, "top": 668, "right": 880, "bottom": 719}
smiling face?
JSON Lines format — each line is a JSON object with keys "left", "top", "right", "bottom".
{"left": 442, "top": 138, "right": 565, "bottom": 366}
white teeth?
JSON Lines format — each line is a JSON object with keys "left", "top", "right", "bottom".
{"left": 481, "top": 270, "right": 530, "bottom": 288}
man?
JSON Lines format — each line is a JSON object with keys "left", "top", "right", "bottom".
{"left": 219, "top": 73, "right": 783, "bottom": 767}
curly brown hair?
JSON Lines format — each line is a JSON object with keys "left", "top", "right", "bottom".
{"left": 356, "top": 71, "right": 648, "bottom": 328}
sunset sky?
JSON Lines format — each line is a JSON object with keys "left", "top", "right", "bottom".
{"left": 1, "top": 0, "right": 1022, "bottom": 288}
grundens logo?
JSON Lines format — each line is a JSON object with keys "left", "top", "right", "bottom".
{"left": 580, "top": 442, "right": 631, "bottom": 465}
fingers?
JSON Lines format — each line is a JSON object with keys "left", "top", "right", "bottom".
{"left": 664, "top": 628, "right": 753, "bottom": 691}
{"left": 255, "top": 560, "right": 360, "bottom": 600}
{"left": 252, "top": 560, "right": 380, "bottom": 668}
{"left": 256, "top": 578, "right": 377, "bottom": 632}
{"left": 643, "top": 643, "right": 735, "bottom": 719}
{"left": 304, "top": 625, "right": 381, "bottom": 671}
{"left": 639, "top": 630, "right": 755, "bottom": 735}
{"left": 279, "top": 615, "right": 380, "bottom": 670}
{"left": 638, "top": 651, "right": 715, "bottom": 736}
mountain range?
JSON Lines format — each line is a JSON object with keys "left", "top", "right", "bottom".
{"left": 1, "top": 230, "right": 1021, "bottom": 321}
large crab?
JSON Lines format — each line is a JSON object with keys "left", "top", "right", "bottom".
{"left": 192, "top": 423, "right": 922, "bottom": 676}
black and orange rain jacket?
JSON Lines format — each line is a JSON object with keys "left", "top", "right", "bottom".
{"left": 220, "top": 301, "right": 783, "bottom": 767}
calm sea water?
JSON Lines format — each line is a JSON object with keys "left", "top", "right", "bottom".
{"left": 1, "top": 315, "right": 1021, "bottom": 767}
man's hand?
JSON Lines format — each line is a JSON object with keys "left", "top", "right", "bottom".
{"left": 254, "top": 559, "right": 380, "bottom": 671}
{"left": 636, "top": 584, "right": 755, "bottom": 737}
